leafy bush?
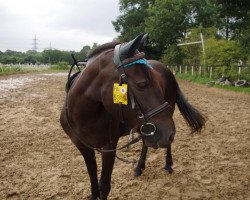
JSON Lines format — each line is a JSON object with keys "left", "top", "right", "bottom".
{"left": 50, "top": 61, "right": 69, "bottom": 70}
{"left": 205, "top": 38, "right": 248, "bottom": 79}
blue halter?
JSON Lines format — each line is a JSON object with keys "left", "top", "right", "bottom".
{"left": 122, "top": 58, "right": 152, "bottom": 68}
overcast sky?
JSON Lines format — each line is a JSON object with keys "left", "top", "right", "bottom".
{"left": 0, "top": 0, "right": 121, "bottom": 52}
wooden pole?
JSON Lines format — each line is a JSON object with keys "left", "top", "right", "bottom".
{"left": 210, "top": 67, "right": 213, "bottom": 79}
{"left": 192, "top": 66, "right": 194, "bottom": 76}
{"left": 238, "top": 66, "right": 241, "bottom": 80}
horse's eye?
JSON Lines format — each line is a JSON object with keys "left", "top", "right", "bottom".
{"left": 136, "top": 81, "right": 149, "bottom": 89}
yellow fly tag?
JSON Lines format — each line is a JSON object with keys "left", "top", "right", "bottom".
{"left": 113, "top": 83, "right": 128, "bottom": 105}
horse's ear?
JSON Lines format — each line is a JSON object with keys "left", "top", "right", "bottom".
{"left": 139, "top": 33, "right": 148, "bottom": 49}
{"left": 119, "top": 33, "right": 146, "bottom": 61}
{"left": 127, "top": 33, "right": 145, "bottom": 55}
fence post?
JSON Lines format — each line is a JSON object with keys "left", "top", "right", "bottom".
{"left": 179, "top": 65, "right": 182, "bottom": 74}
{"left": 199, "top": 66, "right": 201, "bottom": 76}
{"left": 191, "top": 66, "right": 194, "bottom": 76}
{"left": 210, "top": 66, "right": 213, "bottom": 79}
{"left": 238, "top": 66, "right": 241, "bottom": 80}
{"left": 185, "top": 65, "right": 187, "bottom": 74}
{"left": 173, "top": 67, "right": 176, "bottom": 75}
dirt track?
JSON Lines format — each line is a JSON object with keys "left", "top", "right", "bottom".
{"left": 0, "top": 72, "right": 249, "bottom": 200}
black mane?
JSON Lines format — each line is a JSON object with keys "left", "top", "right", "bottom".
{"left": 87, "top": 41, "right": 120, "bottom": 59}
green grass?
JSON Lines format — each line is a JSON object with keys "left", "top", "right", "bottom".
{"left": 1, "top": 66, "right": 32, "bottom": 75}
{"left": 0, "top": 64, "right": 69, "bottom": 75}
{"left": 214, "top": 84, "right": 250, "bottom": 94}
{"left": 176, "top": 73, "right": 250, "bottom": 94}
{"left": 176, "top": 73, "right": 211, "bottom": 84}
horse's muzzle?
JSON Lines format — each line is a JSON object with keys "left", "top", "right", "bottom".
{"left": 140, "top": 123, "right": 162, "bottom": 148}
{"left": 140, "top": 122, "right": 175, "bottom": 149}
{"left": 140, "top": 123, "right": 156, "bottom": 137}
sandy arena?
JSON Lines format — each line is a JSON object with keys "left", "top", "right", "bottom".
{"left": 0, "top": 72, "right": 249, "bottom": 200}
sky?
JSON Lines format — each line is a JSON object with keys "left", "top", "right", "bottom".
{"left": 0, "top": 0, "right": 121, "bottom": 52}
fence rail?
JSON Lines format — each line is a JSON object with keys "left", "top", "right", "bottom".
{"left": 166, "top": 65, "right": 245, "bottom": 80}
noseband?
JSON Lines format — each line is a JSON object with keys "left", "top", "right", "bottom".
{"left": 63, "top": 47, "right": 170, "bottom": 163}
{"left": 114, "top": 44, "right": 170, "bottom": 137}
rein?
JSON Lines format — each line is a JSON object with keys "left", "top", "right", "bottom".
{"left": 114, "top": 44, "right": 171, "bottom": 136}
{"left": 64, "top": 47, "right": 170, "bottom": 163}
{"left": 64, "top": 54, "right": 142, "bottom": 164}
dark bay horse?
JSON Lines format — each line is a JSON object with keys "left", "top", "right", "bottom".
{"left": 60, "top": 33, "right": 205, "bottom": 199}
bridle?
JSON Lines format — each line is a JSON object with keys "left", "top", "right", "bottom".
{"left": 114, "top": 44, "right": 170, "bottom": 137}
{"left": 64, "top": 47, "right": 170, "bottom": 163}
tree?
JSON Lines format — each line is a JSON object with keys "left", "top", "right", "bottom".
{"left": 112, "top": 0, "right": 155, "bottom": 41}
{"left": 205, "top": 38, "right": 247, "bottom": 78}
{"left": 41, "top": 49, "right": 71, "bottom": 64}
{"left": 239, "top": 12, "right": 250, "bottom": 56}
{"left": 161, "top": 45, "right": 184, "bottom": 66}
{"left": 80, "top": 45, "right": 91, "bottom": 59}
{"left": 145, "top": 0, "right": 219, "bottom": 47}
{"left": 216, "top": 0, "right": 249, "bottom": 40}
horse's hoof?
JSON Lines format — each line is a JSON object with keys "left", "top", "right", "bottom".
{"left": 165, "top": 166, "right": 173, "bottom": 174}
{"left": 100, "top": 195, "right": 107, "bottom": 200}
{"left": 141, "top": 164, "right": 145, "bottom": 170}
{"left": 134, "top": 169, "right": 143, "bottom": 177}
{"left": 88, "top": 196, "right": 98, "bottom": 200}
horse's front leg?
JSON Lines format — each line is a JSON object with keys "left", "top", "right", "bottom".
{"left": 99, "top": 149, "right": 116, "bottom": 200}
{"left": 77, "top": 144, "right": 100, "bottom": 200}
{"left": 134, "top": 141, "right": 148, "bottom": 176}
{"left": 164, "top": 145, "right": 173, "bottom": 173}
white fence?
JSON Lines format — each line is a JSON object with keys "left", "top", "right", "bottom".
{"left": 0, "top": 63, "right": 50, "bottom": 68}
{"left": 0, "top": 63, "right": 50, "bottom": 73}
{"left": 167, "top": 65, "right": 244, "bottom": 80}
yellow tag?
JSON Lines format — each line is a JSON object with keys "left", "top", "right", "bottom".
{"left": 113, "top": 83, "right": 128, "bottom": 105}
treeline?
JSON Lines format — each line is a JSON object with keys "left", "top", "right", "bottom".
{"left": 0, "top": 45, "right": 96, "bottom": 65}
{"left": 112, "top": 0, "right": 250, "bottom": 78}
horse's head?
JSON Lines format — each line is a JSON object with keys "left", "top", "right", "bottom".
{"left": 113, "top": 33, "right": 175, "bottom": 148}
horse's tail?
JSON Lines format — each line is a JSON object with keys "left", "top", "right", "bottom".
{"left": 176, "top": 84, "right": 206, "bottom": 132}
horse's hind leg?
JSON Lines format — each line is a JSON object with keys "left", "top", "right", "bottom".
{"left": 164, "top": 146, "right": 173, "bottom": 173}
{"left": 134, "top": 142, "right": 148, "bottom": 177}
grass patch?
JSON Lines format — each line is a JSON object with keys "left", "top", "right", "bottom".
{"left": 176, "top": 73, "right": 250, "bottom": 94}
{"left": 214, "top": 84, "right": 250, "bottom": 94}
{"left": 176, "top": 73, "right": 211, "bottom": 84}
{"left": 0, "top": 64, "right": 69, "bottom": 75}
{"left": 0, "top": 65, "right": 41, "bottom": 75}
